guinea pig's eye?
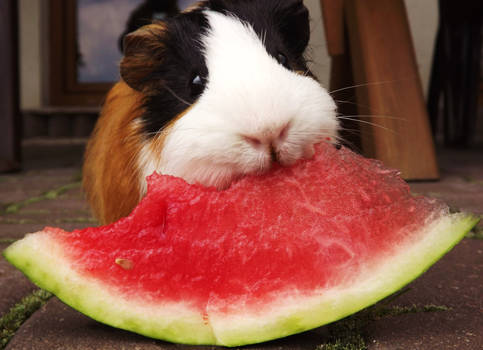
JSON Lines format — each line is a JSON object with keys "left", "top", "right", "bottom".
{"left": 276, "top": 53, "right": 290, "bottom": 69}
{"left": 190, "top": 74, "right": 205, "bottom": 98}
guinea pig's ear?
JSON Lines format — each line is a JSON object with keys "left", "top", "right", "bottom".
{"left": 120, "top": 23, "right": 166, "bottom": 92}
{"left": 278, "top": 0, "right": 310, "bottom": 56}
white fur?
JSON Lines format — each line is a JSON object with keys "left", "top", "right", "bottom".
{"left": 138, "top": 11, "right": 338, "bottom": 193}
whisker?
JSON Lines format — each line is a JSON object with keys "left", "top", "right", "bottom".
{"left": 336, "top": 116, "right": 397, "bottom": 134}
{"left": 329, "top": 77, "right": 417, "bottom": 95}
{"left": 340, "top": 114, "right": 407, "bottom": 122}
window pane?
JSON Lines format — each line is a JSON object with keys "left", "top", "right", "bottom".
{"left": 76, "top": 0, "right": 199, "bottom": 83}
{"left": 77, "top": 0, "right": 143, "bottom": 83}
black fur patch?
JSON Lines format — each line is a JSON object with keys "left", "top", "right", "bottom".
{"left": 209, "top": 0, "right": 311, "bottom": 69}
{"left": 141, "top": 10, "right": 209, "bottom": 136}
{"left": 139, "top": 0, "right": 312, "bottom": 137}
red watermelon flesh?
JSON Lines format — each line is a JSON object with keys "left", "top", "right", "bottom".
{"left": 4, "top": 143, "right": 478, "bottom": 346}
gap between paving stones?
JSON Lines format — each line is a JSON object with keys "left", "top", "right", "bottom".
{"left": 461, "top": 176, "right": 483, "bottom": 186}
{"left": 0, "top": 289, "right": 52, "bottom": 349}
{"left": 0, "top": 173, "right": 95, "bottom": 348}
{"left": 0, "top": 179, "right": 87, "bottom": 347}
{"left": 1, "top": 182, "right": 82, "bottom": 216}
{"left": 1, "top": 217, "right": 96, "bottom": 225}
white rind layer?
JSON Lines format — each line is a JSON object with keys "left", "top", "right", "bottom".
{"left": 3, "top": 213, "right": 479, "bottom": 346}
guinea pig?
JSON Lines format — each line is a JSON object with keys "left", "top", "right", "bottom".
{"left": 83, "top": 0, "right": 339, "bottom": 225}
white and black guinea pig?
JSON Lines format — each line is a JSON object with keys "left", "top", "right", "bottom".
{"left": 83, "top": 0, "right": 339, "bottom": 225}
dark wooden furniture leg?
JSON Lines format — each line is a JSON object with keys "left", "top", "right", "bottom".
{"left": 0, "top": 0, "right": 21, "bottom": 172}
{"left": 320, "top": 0, "right": 361, "bottom": 150}
{"left": 321, "top": 0, "right": 439, "bottom": 180}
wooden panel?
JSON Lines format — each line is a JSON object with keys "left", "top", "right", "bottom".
{"left": 320, "top": 0, "right": 345, "bottom": 56}
{"left": 0, "top": 0, "right": 21, "bottom": 172}
{"left": 344, "top": 0, "right": 439, "bottom": 180}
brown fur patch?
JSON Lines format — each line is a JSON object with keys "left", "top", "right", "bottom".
{"left": 83, "top": 81, "right": 145, "bottom": 224}
{"left": 120, "top": 22, "right": 167, "bottom": 92}
{"left": 182, "top": 1, "right": 207, "bottom": 13}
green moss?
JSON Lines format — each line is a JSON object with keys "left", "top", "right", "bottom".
{"left": 370, "top": 304, "right": 450, "bottom": 320}
{"left": 2, "top": 182, "right": 81, "bottom": 215}
{"left": 71, "top": 170, "right": 83, "bottom": 183}
{"left": 0, "top": 289, "right": 52, "bottom": 349}
{"left": 461, "top": 176, "right": 483, "bottom": 185}
{"left": 44, "top": 182, "right": 81, "bottom": 200}
{"left": 317, "top": 337, "right": 366, "bottom": 350}
{"left": 0, "top": 218, "right": 37, "bottom": 225}
{"left": 18, "top": 209, "right": 51, "bottom": 215}
{"left": 466, "top": 224, "right": 483, "bottom": 240}
{"left": 316, "top": 317, "right": 368, "bottom": 350}
{"left": 0, "top": 217, "right": 95, "bottom": 225}
{"left": 55, "top": 217, "right": 97, "bottom": 224}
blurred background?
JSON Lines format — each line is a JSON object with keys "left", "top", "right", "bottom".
{"left": 0, "top": 0, "right": 482, "bottom": 173}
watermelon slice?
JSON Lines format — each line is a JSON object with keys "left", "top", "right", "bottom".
{"left": 3, "top": 143, "right": 478, "bottom": 346}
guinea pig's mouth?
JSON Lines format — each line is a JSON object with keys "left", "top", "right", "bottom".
{"left": 213, "top": 148, "right": 312, "bottom": 190}
{"left": 201, "top": 159, "right": 272, "bottom": 191}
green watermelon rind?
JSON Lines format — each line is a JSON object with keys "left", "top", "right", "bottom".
{"left": 3, "top": 212, "right": 479, "bottom": 346}
{"left": 209, "top": 213, "right": 479, "bottom": 346}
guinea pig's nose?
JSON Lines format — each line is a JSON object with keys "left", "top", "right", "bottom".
{"left": 242, "top": 123, "right": 290, "bottom": 148}
{"left": 243, "top": 136, "right": 278, "bottom": 163}
{"left": 242, "top": 136, "right": 281, "bottom": 164}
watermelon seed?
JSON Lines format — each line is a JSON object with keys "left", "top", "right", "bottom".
{"left": 115, "top": 258, "right": 134, "bottom": 270}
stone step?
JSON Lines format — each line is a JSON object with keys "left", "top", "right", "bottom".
{"left": 22, "top": 107, "right": 100, "bottom": 139}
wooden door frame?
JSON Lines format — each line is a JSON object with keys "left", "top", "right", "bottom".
{"left": 0, "top": 0, "right": 21, "bottom": 172}
{"left": 49, "top": 0, "right": 113, "bottom": 106}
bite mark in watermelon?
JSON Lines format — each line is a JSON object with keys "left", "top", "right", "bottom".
{"left": 3, "top": 143, "right": 478, "bottom": 346}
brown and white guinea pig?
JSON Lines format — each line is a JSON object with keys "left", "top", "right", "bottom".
{"left": 83, "top": 0, "right": 339, "bottom": 225}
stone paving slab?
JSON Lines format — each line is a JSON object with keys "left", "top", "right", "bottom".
{"left": 0, "top": 185, "right": 96, "bottom": 240}
{"left": 0, "top": 194, "right": 94, "bottom": 227}
{"left": 0, "top": 169, "right": 80, "bottom": 208}
{"left": 0, "top": 222, "right": 96, "bottom": 241}
{"left": 366, "top": 238, "right": 483, "bottom": 349}
{"left": 409, "top": 175, "right": 483, "bottom": 203}
{"left": 437, "top": 147, "right": 483, "bottom": 181}
{"left": 409, "top": 179, "right": 483, "bottom": 229}
{"left": 0, "top": 244, "right": 36, "bottom": 317}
